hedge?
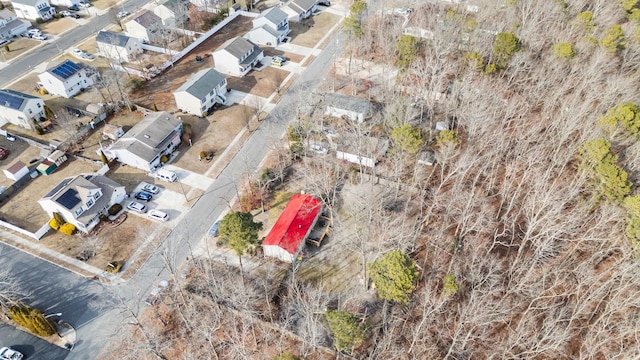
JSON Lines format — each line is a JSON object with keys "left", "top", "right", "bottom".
{"left": 59, "top": 223, "right": 76, "bottom": 235}
{"left": 9, "top": 304, "right": 56, "bottom": 337}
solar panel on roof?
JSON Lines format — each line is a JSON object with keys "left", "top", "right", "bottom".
{"left": 50, "top": 61, "right": 81, "bottom": 80}
{"left": 57, "top": 188, "right": 81, "bottom": 210}
{"left": 0, "top": 91, "right": 23, "bottom": 110}
{"left": 43, "top": 178, "right": 73, "bottom": 198}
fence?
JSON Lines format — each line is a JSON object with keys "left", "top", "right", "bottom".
{"left": 0, "top": 219, "right": 49, "bottom": 240}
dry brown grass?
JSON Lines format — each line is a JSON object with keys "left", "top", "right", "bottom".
{"left": 39, "top": 17, "right": 77, "bottom": 35}
{"left": 1, "top": 38, "right": 39, "bottom": 61}
{"left": 289, "top": 12, "right": 341, "bottom": 48}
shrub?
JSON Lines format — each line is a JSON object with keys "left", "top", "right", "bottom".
{"left": 127, "top": 77, "right": 146, "bottom": 90}
{"left": 324, "top": 310, "right": 366, "bottom": 353}
{"left": 105, "top": 260, "right": 124, "bottom": 273}
{"left": 9, "top": 305, "right": 56, "bottom": 337}
{"left": 59, "top": 223, "right": 76, "bottom": 236}
{"left": 108, "top": 204, "right": 122, "bottom": 216}
{"left": 48, "top": 218, "right": 61, "bottom": 230}
{"left": 436, "top": 129, "right": 460, "bottom": 148}
{"left": 160, "top": 155, "right": 169, "bottom": 163}
{"left": 574, "top": 11, "right": 595, "bottom": 32}
{"left": 464, "top": 51, "right": 484, "bottom": 72}
{"left": 600, "top": 25, "right": 626, "bottom": 53}
{"left": 552, "top": 42, "right": 576, "bottom": 59}
{"left": 443, "top": 274, "right": 459, "bottom": 296}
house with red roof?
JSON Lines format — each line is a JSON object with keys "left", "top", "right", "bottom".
{"left": 262, "top": 193, "right": 323, "bottom": 262}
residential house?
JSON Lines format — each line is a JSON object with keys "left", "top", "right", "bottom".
{"left": 106, "top": 111, "right": 183, "bottom": 172}
{"left": 0, "top": 10, "right": 30, "bottom": 40}
{"left": 124, "top": 11, "right": 164, "bottom": 43}
{"left": 173, "top": 68, "right": 227, "bottom": 116}
{"left": 38, "top": 174, "right": 126, "bottom": 234}
{"left": 96, "top": 31, "right": 143, "bottom": 63}
{"left": 49, "top": 0, "right": 78, "bottom": 7}
{"left": 244, "top": 7, "right": 290, "bottom": 46}
{"left": 10, "top": 0, "right": 55, "bottom": 20}
{"left": 335, "top": 134, "right": 389, "bottom": 168}
{"left": 213, "top": 37, "right": 264, "bottom": 77}
{"left": 262, "top": 194, "right": 323, "bottom": 262}
{"left": 153, "top": 0, "right": 188, "bottom": 28}
{"left": 281, "top": 0, "right": 316, "bottom": 21}
{"left": 38, "top": 60, "right": 96, "bottom": 98}
{"left": 324, "top": 93, "right": 370, "bottom": 122}
{"left": 0, "top": 89, "right": 45, "bottom": 129}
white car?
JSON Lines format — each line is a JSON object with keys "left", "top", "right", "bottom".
{"left": 27, "top": 28, "right": 42, "bottom": 35}
{"left": 127, "top": 201, "right": 147, "bottom": 214}
{"left": 148, "top": 209, "right": 169, "bottom": 222}
{"left": 0, "top": 347, "right": 23, "bottom": 360}
{"left": 60, "top": 10, "right": 72, "bottom": 16}
{"left": 117, "top": 11, "right": 130, "bottom": 18}
{"left": 141, "top": 183, "right": 160, "bottom": 194}
{"left": 71, "top": 48, "right": 93, "bottom": 60}
{"left": 32, "top": 34, "right": 47, "bottom": 41}
{"left": 79, "top": 1, "right": 91, "bottom": 7}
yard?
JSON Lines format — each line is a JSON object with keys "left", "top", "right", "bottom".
{"left": 289, "top": 12, "right": 341, "bottom": 48}
{"left": 1, "top": 38, "right": 39, "bottom": 62}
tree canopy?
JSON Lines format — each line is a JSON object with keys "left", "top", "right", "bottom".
{"left": 493, "top": 32, "right": 521, "bottom": 68}
{"left": 600, "top": 25, "right": 626, "bottom": 53}
{"left": 368, "top": 249, "right": 419, "bottom": 303}
{"left": 218, "top": 212, "right": 263, "bottom": 257}
{"left": 396, "top": 35, "right": 420, "bottom": 69}
{"left": 324, "top": 310, "right": 366, "bottom": 353}
{"left": 391, "top": 124, "right": 422, "bottom": 154}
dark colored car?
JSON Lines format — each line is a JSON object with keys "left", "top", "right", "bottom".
{"left": 68, "top": 4, "right": 80, "bottom": 11}
{"left": 134, "top": 191, "right": 152, "bottom": 201}
{"left": 318, "top": 0, "right": 330, "bottom": 6}
{"left": 0, "top": 146, "right": 10, "bottom": 160}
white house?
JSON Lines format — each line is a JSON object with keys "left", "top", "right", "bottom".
{"left": 49, "top": 0, "right": 77, "bottom": 7}
{"left": 262, "top": 194, "right": 322, "bottom": 262}
{"left": 174, "top": 68, "right": 227, "bottom": 116}
{"left": 38, "top": 174, "right": 126, "bottom": 234}
{"left": 106, "top": 111, "right": 183, "bottom": 172}
{"left": 244, "top": 7, "right": 290, "bottom": 46}
{"left": 0, "top": 10, "right": 30, "bottom": 40}
{"left": 124, "top": 11, "right": 164, "bottom": 43}
{"left": 0, "top": 89, "right": 45, "bottom": 129}
{"left": 153, "top": 0, "right": 188, "bottom": 28}
{"left": 213, "top": 37, "right": 264, "bottom": 77}
{"left": 10, "top": 0, "right": 55, "bottom": 20}
{"left": 38, "top": 60, "right": 96, "bottom": 99}
{"left": 324, "top": 93, "right": 370, "bottom": 122}
{"left": 281, "top": 0, "right": 316, "bottom": 22}
{"left": 336, "top": 135, "right": 389, "bottom": 168}
{"left": 96, "top": 31, "right": 143, "bottom": 63}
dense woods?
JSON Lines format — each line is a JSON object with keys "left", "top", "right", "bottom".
{"left": 96, "top": 0, "right": 640, "bottom": 358}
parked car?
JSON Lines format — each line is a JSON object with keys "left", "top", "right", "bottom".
{"left": 6, "top": 133, "right": 15, "bottom": 141}
{"left": 318, "top": 0, "right": 330, "bottom": 6}
{"left": 208, "top": 220, "right": 221, "bottom": 237}
{"left": 61, "top": 10, "right": 80, "bottom": 18}
{"left": 127, "top": 201, "right": 147, "bottom": 214}
{"left": 68, "top": 4, "right": 80, "bottom": 11}
{"left": 0, "top": 347, "right": 23, "bottom": 360}
{"left": 79, "top": 1, "right": 91, "bottom": 7}
{"left": 148, "top": 209, "right": 169, "bottom": 222}
{"left": 271, "top": 57, "right": 284, "bottom": 66}
{"left": 117, "top": 11, "right": 130, "bottom": 18}
{"left": 141, "top": 183, "right": 160, "bottom": 194}
{"left": 71, "top": 48, "right": 93, "bottom": 59}
{"left": 0, "top": 39, "right": 11, "bottom": 47}
{"left": 0, "top": 146, "right": 10, "bottom": 160}
{"left": 32, "top": 34, "right": 48, "bottom": 41}
{"left": 27, "top": 28, "right": 42, "bottom": 35}
{"left": 134, "top": 192, "right": 152, "bottom": 202}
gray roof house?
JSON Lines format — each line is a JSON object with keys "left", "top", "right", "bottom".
{"left": 213, "top": 36, "right": 264, "bottom": 77}
{"left": 245, "top": 7, "right": 290, "bottom": 46}
{"left": 0, "top": 89, "right": 45, "bottom": 128}
{"left": 38, "top": 174, "right": 127, "bottom": 233}
{"left": 282, "top": 0, "right": 317, "bottom": 21}
{"left": 106, "top": 111, "right": 183, "bottom": 171}
{"left": 10, "top": 0, "right": 55, "bottom": 21}
{"left": 124, "top": 11, "right": 164, "bottom": 43}
{"left": 324, "top": 93, "right": 371, "bottom": 122}
{"left": 174, "top": 68, "right": 228, "bottom": 116}
{"left": 153, "top": 0, "right": 188, "bottom": 28}
{"left": 0, "top": 9, "right": 30, "bottom": 40}
{"left": 96, "top": 31, "right": 143, "bottom": 63}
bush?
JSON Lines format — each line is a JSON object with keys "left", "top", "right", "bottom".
{"left": 9, "top": 305, "right": 57, "bottom": 337}
{"left": 108, "top": 204, "right": 122, "bottom": 216}
{"left": 59, "top": 223, "right": 76, "bottom": 235}
{"left": 106, "top": 260, "right": 124, "bottom": 273}
{"left": 600, "top": 25, "right": 626, "bottom": 53}
{"left": 48, "top": 218, "right": 61, "bottom": 230}
{"left": 552, "top": 42, "right": 576, "bottom": 59}
{"left": 127, "top": 77, "right": 147, "bottom": 90}
{"left": 443, "top": 274, "right": 459, "bottom": 296}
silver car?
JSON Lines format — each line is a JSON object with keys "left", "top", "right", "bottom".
{"left": 127, "top": 201, "right": 147, "bottom": 214}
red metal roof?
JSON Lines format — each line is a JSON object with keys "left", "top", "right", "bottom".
{"left": 263, "top": 194, "right": 322, "bottom": 255}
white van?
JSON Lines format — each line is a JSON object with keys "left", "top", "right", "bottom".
{"left": 148, "top": 209, "right": 169, "bottom": 222}
{"left": 155, "top": 169, "right": 177, "bottom": 183}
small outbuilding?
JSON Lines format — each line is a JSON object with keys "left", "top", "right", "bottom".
{"left": 3, "top": 160, "right": 28, "bottom": 181}
{"left": 262, "top": 194, "right": 322, "bottom": 262}
{"left": 324, "top": 93, "right": 370, "bottom": 123}
{"left": 37, "top": 150, "right": 67, "bottom": 175}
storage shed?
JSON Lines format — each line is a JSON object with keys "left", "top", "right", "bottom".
{"left": 3, "top": 161, "right": 29, "bottom": 181}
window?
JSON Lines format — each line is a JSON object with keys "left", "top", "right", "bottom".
{"left": 28, "top": 109, "right": 32, "bottom": 114}
{"left": 86, "top": 199, "right": 94, "bottom": 208}
{"left": 75, "top": 207, "right": 84, "bottom": 216}
{"left": 93, "top": 192, "right": 101, "bottom": 200}
{"left": 37, "top": 103, "right": 41, "bottom": 108}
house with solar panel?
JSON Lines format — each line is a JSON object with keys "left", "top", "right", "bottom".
{"left": 281, "top": 0, "right": 316, "bottom": 22}
{"left": 38, "top": 174, "right": 127, "bottom": 234}
{"left": 212, "top": 37, "right": 264, "bottom": 77}
{"left": 173, "top": 68, "right": 227, "bottom": 116}
{"left": 0, "top": 89, "right": 45, "bottom": 129}
{"left": 10, "top": 0, "right": 55, "bottom": 21}
{"left": 124, "top": 10, "right": 164, "bottom": 44}
{"left": 38, "top": 60, "right": 96, "bottom": 99}
{"left": 244, "top": 7, "right": 290, "bottom": 46}
{"left": 153, "top": 0, "right": 188, "bottom": 28}
{"left": 0, "top": 10, "right": 31, "bottom": 40}
{"left": 96, "top": 31, "right": 143, "bottom": 63}
{"left": 105, "top": 111, "right": 183, "bottom": 172}
{"left": 262, "top": 193, "right": 323, "bottom": 262}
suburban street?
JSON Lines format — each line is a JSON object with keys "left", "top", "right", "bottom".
{"left": 0, "top": 2, "right": 343, "bottom": 356}
{"left": 0, "top": 0, "right": 148, "bottom": 85}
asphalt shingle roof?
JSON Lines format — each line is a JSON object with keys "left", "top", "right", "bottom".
{"left": 109, "top": 111, "right": 182, "bottom": 162}
{"left": 218, "top": 36, "right": 259, "bottom": 60}
{"left": 175, "top": 68, "right": 226, "bottom": 100}
{"left": 261, "top": 7, "right": 287, "bottom": 26}
{"left": 96, "top": 31, "right": 131, "bottom": 46}
{"left": 133, "top": 10, "right": 161, "bottom": 28}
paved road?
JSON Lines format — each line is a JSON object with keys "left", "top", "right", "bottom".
{"left": 0, "top": 0, "right": 148, "bottom": 86}
{"left": 0, "top": 322, "right": 69, "bottom": 360}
